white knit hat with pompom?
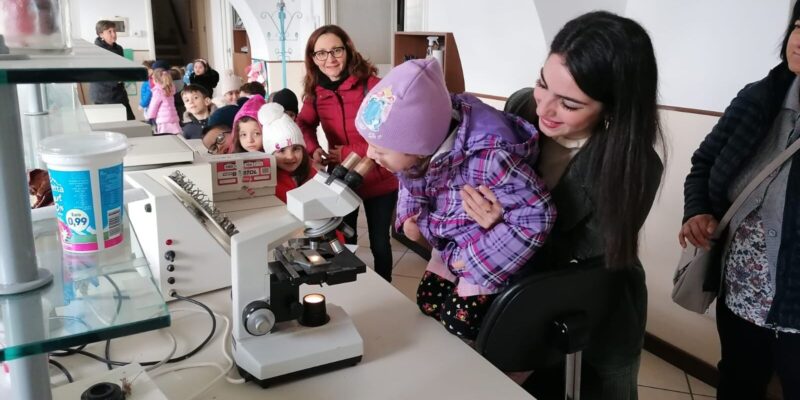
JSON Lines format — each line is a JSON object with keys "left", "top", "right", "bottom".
{"left": 257, "top": 102, "right": 305, "bottom": 154}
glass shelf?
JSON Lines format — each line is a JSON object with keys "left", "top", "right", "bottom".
{"left": 0, "top": 213, "right": 171, "bottom": 362}
{"left": 19, "top": 83, "right": 91, "bottom": 170}
{"left": 0, "top": 39, "right": 147, "bottom": 84}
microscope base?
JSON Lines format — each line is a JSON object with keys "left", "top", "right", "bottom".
{"left": 234, "top": 304, "right": 363, "bottom": 387}
{"left": 237, "top": 355, "right": 363, "bottom": 388}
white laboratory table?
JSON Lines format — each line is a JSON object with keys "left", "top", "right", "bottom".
{"left": 53, "top": 268, "right": 534, "bottom": 399}
{"left": 37, "top": 160, "right": 534, "bottom": 398}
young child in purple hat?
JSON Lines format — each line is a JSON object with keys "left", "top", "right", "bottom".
{"left": 356, "top": 58, "right": 556, "bottom": 340}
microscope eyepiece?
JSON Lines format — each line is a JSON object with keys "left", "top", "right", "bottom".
{"left": 325, "top": 153, "right": 362, "bottom": 185}
{"left": 343, "top": 158, "right": 375, "bottom": 189}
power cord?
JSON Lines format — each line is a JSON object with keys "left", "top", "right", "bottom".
{"left": 160, "top": 307, "right": 244, "bottom": 385}
{"left": 48, "top": 359, "right": 74, "bottom": 383}
{"left": 104, "top": 339, "right": 112, "bottom": 370}
{"left": 103, "top": 275, "right": 123, "bottom": 370}
{"left": 51, "top": 274, "right": 124, "bottom": 371}
{"left": 150, "top": 306, "right": 245, "bottom": 399}
{"left": 49, "top": 344, "right": 87, "bottom": 357}
{"left": 50, "top": 291, "right": 216, "bottom": 368}
{"left": 46, "top": 290, "right": 235, "bottom": 397}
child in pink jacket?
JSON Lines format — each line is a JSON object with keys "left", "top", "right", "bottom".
{"left": 147, "top": 70, "right": 181, "bottom": 135}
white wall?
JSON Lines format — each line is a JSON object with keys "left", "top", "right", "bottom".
{"left": 227, "top": 0, "right": 325, "bottom": 94}
{"left": 404, "top": 0, "right": 427, "bottom": 31}
{"left": 626, "top": 0, "right": 790, "bottom": 111}
{"left": 335, "top": 0, "right": 394, "bottom": 65}
{"left": 206, "top": 0, "right": 234, "bottom": 72}
{"left": 426, "top": 0, "right": 548, "bottom": 97}
{"left": 533, "top": 0, "right": 627, "bottom": 44}
{"left": 266, "top": 61, "right": 307, "bottom": 98}
{"left": 70, "top": 0, "right": 153, "bottom": 53}
{"left": 425, "top": 0, "right": 792, "bottom": 112}
{"left": 228, "top": 0, "right": 325, "bottom": 62}
{"left": 640, "top": 110, "right": 722, "bottom": 366}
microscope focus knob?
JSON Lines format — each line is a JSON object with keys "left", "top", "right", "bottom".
{"left": 243, "top": 301, "right": 276, "bottom": 336}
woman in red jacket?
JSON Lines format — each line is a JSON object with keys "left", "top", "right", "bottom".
{"left": 297, "top": 25, "right": 399, "bottom": 282}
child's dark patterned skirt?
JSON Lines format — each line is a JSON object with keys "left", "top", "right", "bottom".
{"left": 416, "top": 271, "right": 496, "bottom": 340}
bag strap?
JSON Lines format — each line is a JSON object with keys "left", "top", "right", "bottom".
{"left": 714, "top": 135, "right": 800, "bottom": 238}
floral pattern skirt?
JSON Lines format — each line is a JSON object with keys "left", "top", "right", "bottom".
{"left": 416, "top": 271, "right": 496, "bottom": 340}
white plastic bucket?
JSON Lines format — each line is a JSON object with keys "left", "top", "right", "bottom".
{"left": 40, "top": 132, "right": 128, "bottom": 253}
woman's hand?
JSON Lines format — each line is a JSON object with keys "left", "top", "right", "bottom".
{"left": 403, "top": 214, "right": 422, "bottom": 242}
{"left": 312, "top": 148, "right": 329, "bottom": 171}
{"left": 678, "top": 214, "right": 719, "bottom": 250}
{"left": 327, "top": 145, "right": 344, "bottom": 164}
{"left": 452, "top": 257, "right": 466, "bottom": 271}
{"left": 460, "top": 185, "right": 503, "bottom": 229}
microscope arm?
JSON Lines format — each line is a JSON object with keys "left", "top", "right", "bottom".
{"left": 230, "top": 209, "right": 302, "bottom": 341}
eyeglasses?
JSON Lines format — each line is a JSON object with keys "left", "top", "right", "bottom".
{"left": 313, "top": 46, "right": 345, "bottom": 62}
{"left": 207, "top": 130, "right": 231, "bottom": 154}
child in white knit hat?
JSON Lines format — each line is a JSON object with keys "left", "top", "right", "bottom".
{"left": 213, "top": 69, "right": 243, "bottom": 108}
{"left": 257, "top": 102, "right": 315, "bottom": 203}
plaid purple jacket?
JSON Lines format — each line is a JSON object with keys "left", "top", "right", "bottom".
{"left": 396, "top": 94, "right": 556, "bottom": 293}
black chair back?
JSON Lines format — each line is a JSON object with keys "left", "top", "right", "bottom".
{"left": 475, "top": 257, "right": 613, "bottom": 372}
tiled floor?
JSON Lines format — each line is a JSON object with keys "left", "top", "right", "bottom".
{"left": 355, "top": 213, "right": 717, "bottom": 399}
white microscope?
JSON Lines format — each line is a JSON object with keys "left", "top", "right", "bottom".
{"left": 231, "top": 154, "right": 375, "bottom": 387}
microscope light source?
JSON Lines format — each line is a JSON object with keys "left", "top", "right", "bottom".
{"left": 301, "top": 293, "right": 330, "bottom": 327}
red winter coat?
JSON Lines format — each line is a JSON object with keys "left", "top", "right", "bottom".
{"left": 276, "top": 166, "right": 316, "bottom": 203}
{"left": 296, "top": 75, "right": 398, "bottom": 200}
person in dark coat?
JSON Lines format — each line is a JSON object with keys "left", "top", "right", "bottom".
{"left": 189, "top": 58, "right": 220, "bottom": 99}
{"left": 462, "top": 12, "right": 664, "bottom": 399}
{"left": 679, "top": 4, "right": 800, "bottom": 399}
{"left": 89, "top": 20, "right": 134, "bottom": 120}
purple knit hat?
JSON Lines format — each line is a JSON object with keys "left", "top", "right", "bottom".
{"left": 227, "top": 95, "right": 266, "bottom": 153}
{"left": 356, "top": 59, "right": 451, "bottom": 156}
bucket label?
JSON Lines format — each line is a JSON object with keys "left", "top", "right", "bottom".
{"left": 49, "top": 169, "right": 99, "bottom": 252}
{"left": 99, "top": 164, "right": 124, "bottom": 248}
{"left": 48, "top": 163, "right": 124, "bottom": 253}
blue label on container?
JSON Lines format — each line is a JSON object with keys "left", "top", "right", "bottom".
{"left": 99, "top": 164, "right": 124, "bottom": 248}
{"left": 49, "top": 169, "right": 99, "bottom": 252}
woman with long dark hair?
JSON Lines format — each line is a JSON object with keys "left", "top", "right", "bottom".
{"left": 462, "top": 11, "right": 664, "bottom": 398}
{"left": 296, "top": 25, "right": 399, "bottom": 282}
{"left": 680, "top": 3, "right": 800, "bottom": 398}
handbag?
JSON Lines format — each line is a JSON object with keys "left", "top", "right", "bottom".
{"left": 672, "top": 136, "right": 800, "bottom": 313}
